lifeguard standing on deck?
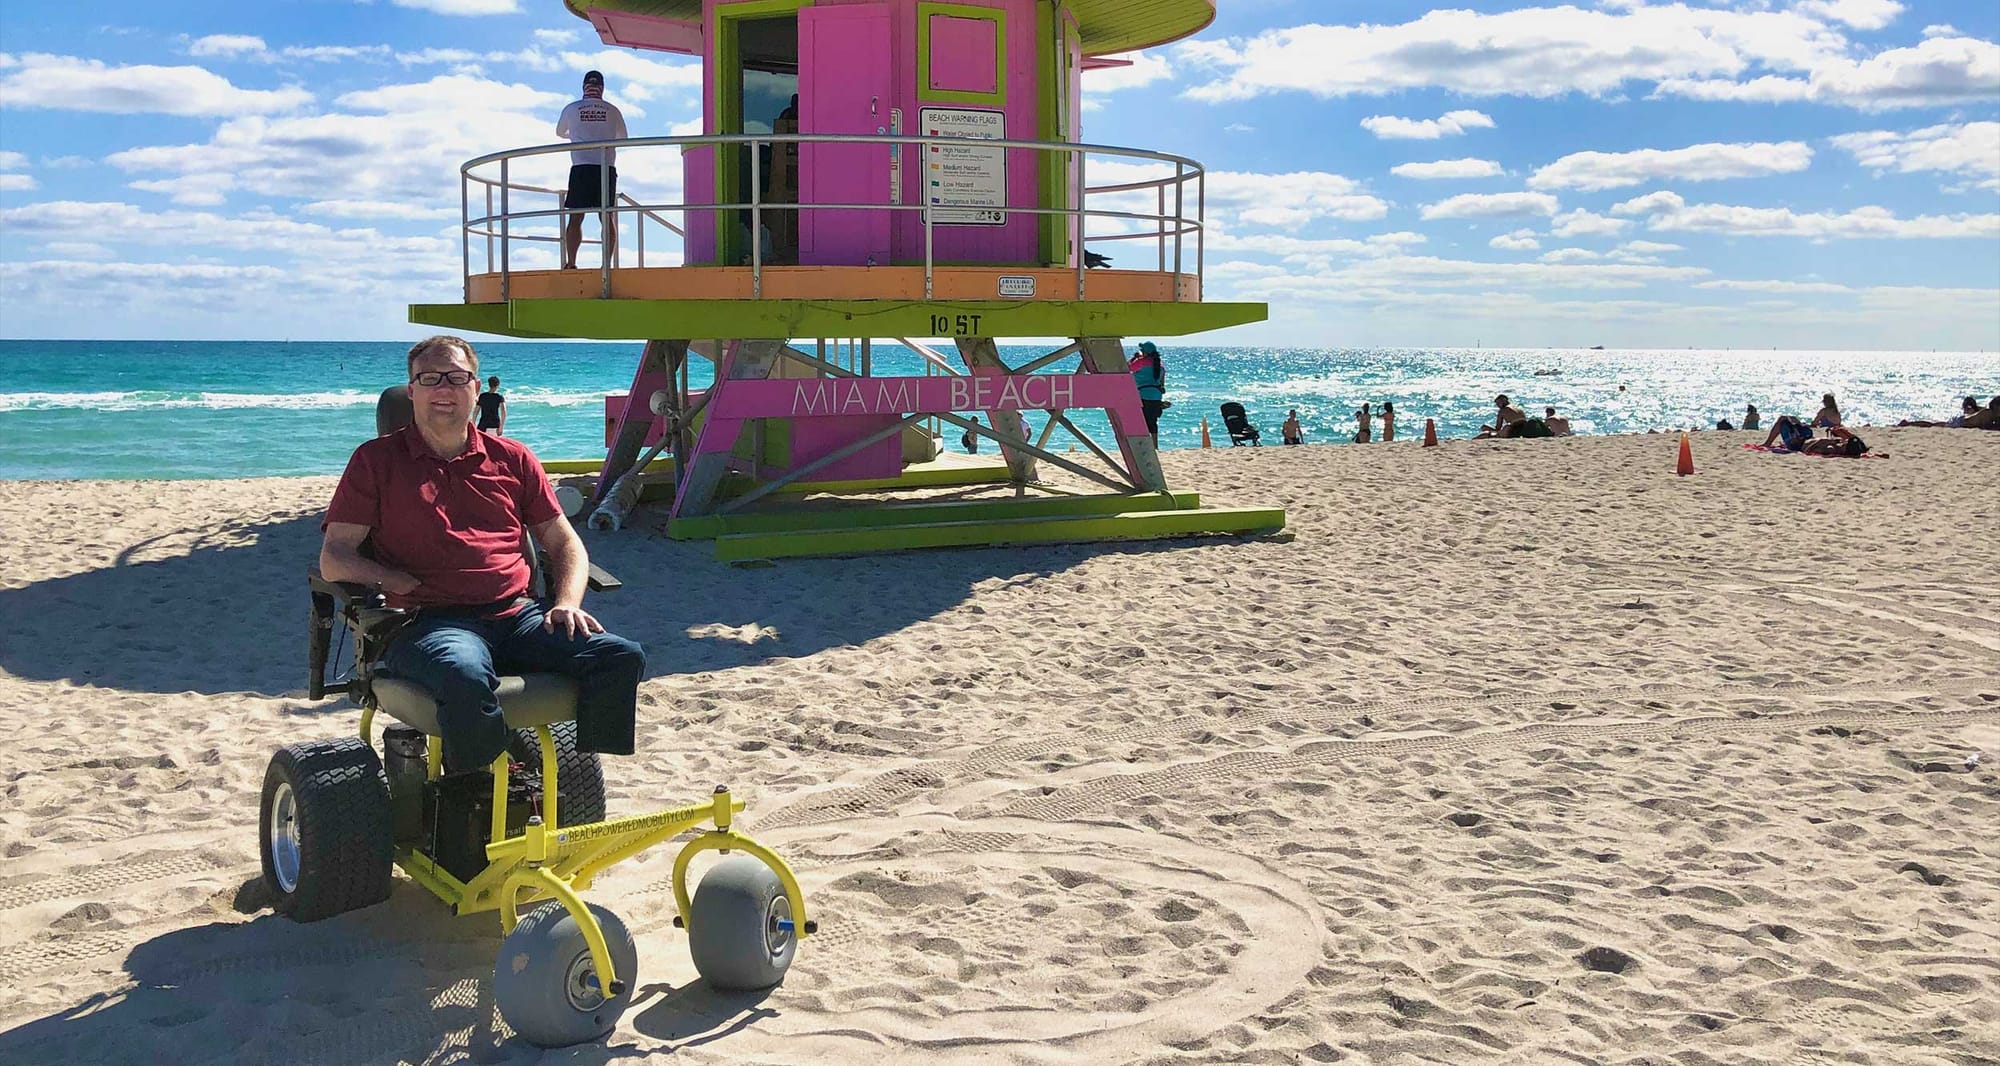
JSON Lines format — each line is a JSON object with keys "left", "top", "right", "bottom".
{"left": 557, "top": 70, "right": 628, "bottom": 271}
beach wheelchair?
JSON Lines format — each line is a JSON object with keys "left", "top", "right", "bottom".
{"left": 260, "top": 411, "right": 809, "bottom": 1048}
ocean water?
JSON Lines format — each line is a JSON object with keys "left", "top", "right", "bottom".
{"left": 0, "top": 339, "right": 1992, "bottom": 480}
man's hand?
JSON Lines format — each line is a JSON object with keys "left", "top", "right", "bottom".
{"left": 543, "top": 604, "right": 605, "bottom": 640}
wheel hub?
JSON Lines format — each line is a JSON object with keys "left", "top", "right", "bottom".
{"left": 268, "top": 781, "right": 300, "bottom": 893}
{"left": 564, "top": 949, "right": 608, "bottom": 1012}
{"left": 765, "top": 894, "right": 793, "bottom": 958}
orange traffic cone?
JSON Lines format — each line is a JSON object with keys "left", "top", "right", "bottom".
{"left": 1676, "top": 432, "right": 1695, "bottom": 476}
{"left": 1422, "top": 418, "right": 1439, "bottom": 447}
{"left": 1200, "top": 418, "right": 1212, "bottom": 448}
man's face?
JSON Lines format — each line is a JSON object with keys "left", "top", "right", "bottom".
{"left": 410, "top": 345, "right": 479, "bottom": 427}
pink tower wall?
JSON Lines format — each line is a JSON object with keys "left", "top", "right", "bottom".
{"left": 683, "top": 0, "right": 1047, "bottom": 268}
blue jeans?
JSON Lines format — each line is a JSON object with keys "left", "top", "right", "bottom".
{"left": 381, "top": 600, "right": 645, "bottom": 772}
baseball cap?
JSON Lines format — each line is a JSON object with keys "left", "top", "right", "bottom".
{"left": 583, "top": 69, "right": 604, "bottom": 87}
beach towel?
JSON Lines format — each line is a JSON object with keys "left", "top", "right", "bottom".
{"left": 1741, "top": 444, "right": 1887, "bottom": 459}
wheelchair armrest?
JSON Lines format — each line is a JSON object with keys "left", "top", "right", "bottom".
{"left": 307, "top": 570, "right": 413, "bottom": 699}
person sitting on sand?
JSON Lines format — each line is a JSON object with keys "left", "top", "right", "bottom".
{"left": 1962, "top": 395, "right": 2000, "bottom": 430}
{"left": 1543, "top": 406, "right": 1572, "bottom": 436}
{"left": 1281, "top": 409, "right": 1304, "bottom": 445}
{"left": 320, "top": 335, "right": 646, "bottom": 776}
{"left": 1476, "top": 395, "right": 1527, "bottom": 439}
{"left": 1354, "top": 403, "right": 1372, "bottom": 443}
{"left": 1762, "top": 415, "right": 1817, "bottom": 451}
{"left": 1813, "top": 393, "right": 1842, "bottom": 429}
{"left": 1742, "top": 403, "right": 1761, "bottom": 431}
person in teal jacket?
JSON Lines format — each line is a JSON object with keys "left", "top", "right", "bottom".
{"left": 1131, "top": 341, "right": 1166, "bottom": 438}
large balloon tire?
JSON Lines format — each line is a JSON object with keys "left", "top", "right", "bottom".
{"left": 494, "top": 901, "right": 638, "bottom": 1048}
{"left": 259, "top": 737, "right": 394, "bottom": 923}
{"left": 507, "top": 722, "right": 607, "bottom": 827}
{"left": 688, "top": 856, "right": 797, "bottom": 991}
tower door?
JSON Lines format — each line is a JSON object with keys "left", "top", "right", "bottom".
{"left": 798, "top": 4, "right": 893, "bottom": 266}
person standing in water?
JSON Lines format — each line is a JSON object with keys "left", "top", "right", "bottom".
{"left": 1354, "top": 402, "right": 1372, "bottom": 443}
{"left": 1381, "top": 401, "right": 1396, "bottom": 442}
{"left": 477, "top": 376, "right": 507, "bottom": 436}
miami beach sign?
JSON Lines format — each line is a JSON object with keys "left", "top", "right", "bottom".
{"left": 710, "top": 374, "right": 1142, "bottom": 422}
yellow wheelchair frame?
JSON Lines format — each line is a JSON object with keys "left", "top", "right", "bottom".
{"left": 354, "top": 704, "right": 812, "bottom": 1001}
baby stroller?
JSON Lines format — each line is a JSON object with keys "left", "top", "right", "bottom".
{"left": 1219, "top": 402, "right": 1261, "bottom": 446}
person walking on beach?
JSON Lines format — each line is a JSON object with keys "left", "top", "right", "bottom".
{"left": 319, "top": 336, "right": 646, "bottom": 775}
{"left": 1380, "top": 401, "right": 1395, "bottom": 442}
{"left": 477, "top": 376, "right": 507, "bottom": 436}
{"left": 1281, "top": 409, "right": 1304, "bottom": 445}
{"left": 1130, "top": 342, "right": 1167, "bottom": 439}
{"left": 1742, "top": 403, "right": 1761, "bottom": 431}
{"left": 557, "top": 70, "right": 628, "bottom": 271}
{"left": 1354, "top": 403, "right": 1372, "bottom": 443}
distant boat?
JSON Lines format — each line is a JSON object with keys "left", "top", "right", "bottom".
{"left": 1588, "top": 345, "right": 1605, "bottom": 350}
{"left": 1533, "top": 369, "right": 1561, "bottom": 376}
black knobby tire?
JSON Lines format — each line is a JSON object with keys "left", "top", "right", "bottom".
{"left": 688, "top": 856, "right": 797, "bottom": 991}
{"left": 259, "top": 736, "right": 394, "bottom": 922}
{"left": 494, "top": 901, "right": 637, "bottom": 1048}
{"left": 508, "top": 721, "right": 607, "bottom": 826}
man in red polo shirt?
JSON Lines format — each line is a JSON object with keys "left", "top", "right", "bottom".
{"left": 320, "top": 335, "right": 644, "bottom": 773}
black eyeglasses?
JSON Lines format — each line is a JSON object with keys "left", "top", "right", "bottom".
{"left": 411, "top": 370, "right": 476, "bottom": 387}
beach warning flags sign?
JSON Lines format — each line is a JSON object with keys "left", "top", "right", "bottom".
{"left": 1676, "top": 432, "right": 1696, "bottom": 476}
{"left": 1422, "top": 418, "right": 1438, "bottom": 447}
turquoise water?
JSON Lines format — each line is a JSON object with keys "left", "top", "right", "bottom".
{"left": 0, "top": 339, "right": 1992, "bottom": 479}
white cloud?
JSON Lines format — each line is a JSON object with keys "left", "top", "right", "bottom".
{"left": 0, "top": 53, "right": 312, "bottom": 116}
{"left": 189, "top": 34, "right": 268, "bottom": 58}
{"left": 1082, "top": 165, "right": 1390, "bottom": 230}
{"left": 1421, "top": 192, "right": 1559, "bottom": 220}
{"left": 335, "top": 73, "right": 569, "bottom": 114}
{"left": 1083, "top": 53, "right": 1172, "bottom": 94}
{"left": 1529, "top": 141, "right": 1814, "bottom": 191}
{"left": 1360, "top": 110, "right": 1494, "bottom": 140}
{"left": 101, "top": 73, "right": 616, "bottom": 211}
{"left": 1792, "top": 0, "right": 1904, "bottom": 31}
{"left": 1920, "top": 24, "right": 1959, "bottom": 39}
{"left": 1241, "top": 254, "right": 1709, "bottom": 294}
{"left": 391, "top": 0, "right": 522, "bottom": 14}
{"left": 533, "top": 28, "right": 579, "bottom": 43}
{"left": 1489, "top": 229, "right": 1541, "bottom": 251}
{"left": 1179, "top": 6, "right": 1995, "bottom": 112}
{"left": 0, "top": 151, "right": 27, "bottom": 170}
{"left": 1697, "top": 278, "right": 1853, "bottom": 293}
{"left": 0, "top": 174, "right": 37, "bottom": 192}
{"left": 301, "top": 199, "right": 459, "bottom": 220}
{"left": 129, "top": 174, "right": 235, "bottom": 205}
{"left": 1179, "top": 7, "right": 1835, "bottom": 102}
{"left": 1611, "top": 189, "right": 2000, "bottom": 238}
{"left": 1540, "top": 248, "right": 1602, "bottom": 263}
{"left": 1549, "top": 209, "right": 1631, "bottom": 238}
{"left": 1830, "top": 121, "right": 2000, "bottom": 190}
{"left": 1391, "top": 158, "right": 1504, "bottom": 180}
{"left": 1618, "top": 240, "right": 1684, "bottom": 254}
{"left": 1204, "top": 230, "right": 1424, "bottom": 257}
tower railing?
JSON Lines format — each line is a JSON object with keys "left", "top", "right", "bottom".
{"left": 458, "top": 133, "right": 1205, "bottom": 303}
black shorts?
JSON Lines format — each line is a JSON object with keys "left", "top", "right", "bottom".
{"left": 566, "top": 164, "right": 618, "bottom": 211}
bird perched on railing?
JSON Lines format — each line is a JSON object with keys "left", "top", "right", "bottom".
{"left": 1084, "top": 251, "right": 1112, "bottom": 269}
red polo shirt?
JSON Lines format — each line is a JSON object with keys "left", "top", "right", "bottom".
{"left": 326, "top": 425, "right": 562, "bottom": 611}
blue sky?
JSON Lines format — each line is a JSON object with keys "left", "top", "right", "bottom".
{"left": 1, "top": 0, "right": 1995, "bottom": 348}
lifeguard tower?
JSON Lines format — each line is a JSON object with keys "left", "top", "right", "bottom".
{"left": 411, "top": 0, "right": 1286, "bottom": 560}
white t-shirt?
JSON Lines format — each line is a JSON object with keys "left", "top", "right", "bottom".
{"left": 556, "top": 96, "right": 628, "bottom": 166}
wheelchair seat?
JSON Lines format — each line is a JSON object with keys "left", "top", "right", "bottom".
{"left": 372, "top": 673, "right": 580, "bottom": 736}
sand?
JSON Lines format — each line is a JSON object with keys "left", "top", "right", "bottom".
{"left": 1, "top": 427, "right": 1996, "bottom": 1065}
